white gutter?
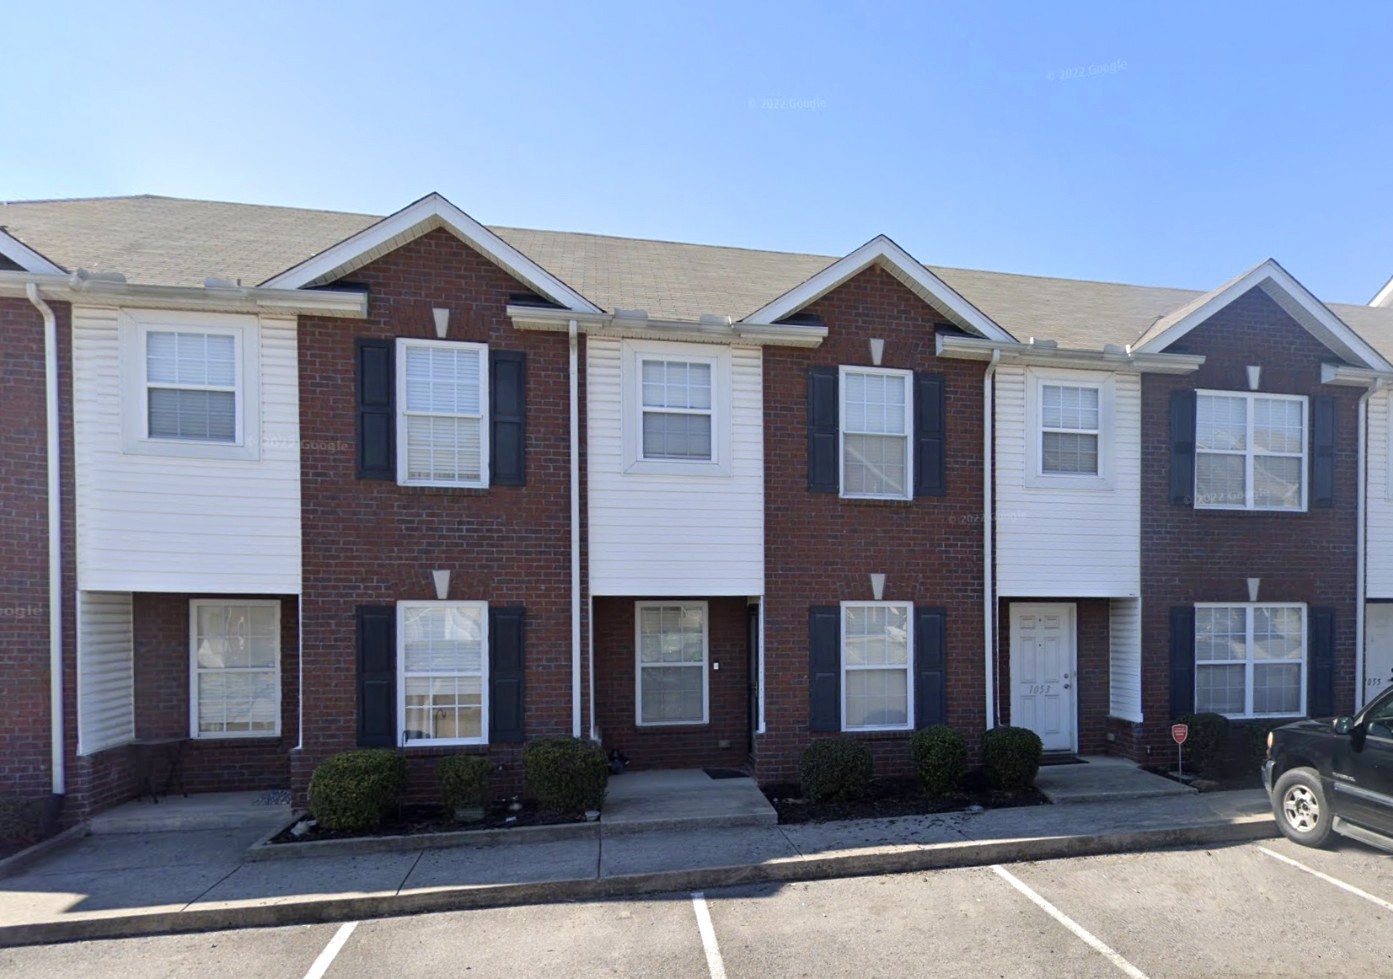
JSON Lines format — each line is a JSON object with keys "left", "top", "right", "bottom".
{"left": 937, "top": 334, "right": 1205, "bottom": 375}
{"left": 27, "top": 283, "right": 64, "bottom": 797}
{"left": 507, "top": 305, "right": 828, "bottom": 349}
{"left": 569, "top": 319, "right": 583, "bottom": 737}
{"left": 0, "top": 271, "right": 369, "bottom": 318}
{"left": 1357, "top": 380, "right": 1384, "bottom": 709}
{"left": 983, "top": 350, "right": 999, "bottom": 731}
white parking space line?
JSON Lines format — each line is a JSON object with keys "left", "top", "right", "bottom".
{"left": 690, "top": 891, "right": 728, "bottom": 979}
{"left": 1258, "top": 846, "right": 1393, "bottom": 912}
{"left": 991, "top": 865, "right": 1150, "bottom": 979}
{"left": 302, "top": 921, "right": 358, "bottom": 979}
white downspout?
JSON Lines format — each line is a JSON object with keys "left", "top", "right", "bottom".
{"left": 569, "top": 319, "right": 583, "bottom": 737}
{"left": 1357, "top": 380, "right": 1382, "bottom": 710}
{"left": 27, "top": 282, "right": 65, "bottom": 797}
{"left": 983, "top": 350, "right": 1000, "bottom": 731}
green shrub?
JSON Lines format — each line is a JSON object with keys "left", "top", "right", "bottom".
{"left": 799, "top": 737, "right": 874, "bottom": 803}
{"left": 982, "top": 726, "right": 1043, "bottom": 791}
{"left": 0, "top": 796, "right": 47, "bottom": 846}
{"left": 1230, "top": 719, "right": 1285, "bottom": 778}
{"left": 911, "top": 725, "right": 968, "bottom": 797}
{"left": 522, "top": 737, "right": 608, "bottom": 815}
{"left": 308, "top": 749, "right": 408, "bottom": 831}
{"left": 437, "top": 754, "right": 491, "bottom": 814}
{"left": 1174, "top": 712, "right": 1230, "bottom": 778}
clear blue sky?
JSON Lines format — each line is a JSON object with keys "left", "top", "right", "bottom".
{"left": 5, "top": 2, "right": 1392, "bottom": 303}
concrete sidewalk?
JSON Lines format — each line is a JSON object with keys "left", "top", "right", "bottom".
{"left": 0, "top": 789, "right": 1276, "bottom": 947}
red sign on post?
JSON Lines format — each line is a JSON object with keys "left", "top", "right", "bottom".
{"left": 1172, "top": 723, "right": 1189, "bottom": 745}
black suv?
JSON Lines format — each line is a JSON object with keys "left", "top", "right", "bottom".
{"left": 1264, "top": 685, "right": 1393, "bottom": 851}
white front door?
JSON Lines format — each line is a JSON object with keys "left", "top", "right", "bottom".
{"left": 1009, "top": 603, "right": 1076, "bottom": 753}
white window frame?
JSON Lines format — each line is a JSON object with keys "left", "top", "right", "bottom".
{"left": 840, "top": 600, "right": 915, "bottom": 732}
{"left": 397, "top": 600, "right": 490, "bottom": 747}
{"left": 395, "top": 338, "right": 490, "bottom": 489}
{"left": 634, "top": 600, "right": 710, "bottom": 727}
{"left": 1023, "top": 368, "right": 1114, "bottom": 490}
{"left": 1194, "top": 390, "right": 1308, "bottom": 512}
{"left": 119, "top": 309, "right": 261, "bottom": 461}
{"left": 621, "top": 340, "right": 732, "bottom": 477}
{"left": 188, "top": 599, "right": 281, "bottom": 740}
{"left": 1194, "top": 602, "right": 1307, "bottom": 719}
{"left": 839, "top": 365, "right": 914, "bottom": 501}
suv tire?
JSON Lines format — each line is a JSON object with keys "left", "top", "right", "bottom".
{"left": 1272, "top": 767, "right": 1332, "bottom": 847}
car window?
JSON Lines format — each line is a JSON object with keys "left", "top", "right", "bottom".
{"left": 1368, "top": 694, "right": 1393, "bottom": 739}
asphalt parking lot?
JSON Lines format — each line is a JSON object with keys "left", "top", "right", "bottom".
{"left": 3, "top": 836, "right": 1390, "bottom": 979}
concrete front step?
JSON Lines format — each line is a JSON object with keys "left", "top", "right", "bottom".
{"left": 88, "top": 790, "right": 292, "bottom": 834}
{"left": 600, "top": 768, "right": 778, "bottom": 834}
{"left": 1035, "top": 755, "right": 1197, "bottom": 805}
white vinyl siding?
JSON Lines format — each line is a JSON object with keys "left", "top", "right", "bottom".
{"left": 1366, "top": 391, "right": 1393, "bottom": 599}
{"left": 397, "top": 339, "right": 489, "bottom": 487}
{"left": 589, "top": 337, "right": 762, "bottom": 596}
{"left": 840, "top": 367, "right": 912, "bottom": 500}
{"left": 635, "top": 602, "right": 709, "bottom": 726}
{"left": 1108, "top": 597, "right": 1143, "bottom": 722}
{"left": 1195, "top": 391, "right": 1307, "bottom": 511}
{"left": 76, "top": 307, "right": 300, "bottom": 594}
{"left": 1195, "top": 603, "right": 1306, "bottom": 718}
{"left": 841, "top": 602, "right": 913, "bottom": 732}
{"left": 398, "top": 601, "right": 488, "bottom": 746}
{"left": 190, "top": 600, "right": 281, "bottom": 738}
{"left": 77, "top": 591, "right": 134, "bottom": 756}
{"left": 1040, "top": 384, "right": 1100, "bottom": 475}
{"left": 640, "top": 359, "right": 713, "bottom": 461}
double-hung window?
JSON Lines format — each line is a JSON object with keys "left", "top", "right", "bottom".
{"left": 1195, "top": 392, "right": 1307, "bottom": 510}
{"left": 1040, "top": 384, "right": 1100, "bottom": 475}
{"left": 840, "top": 367, "right": 912, "bottom": 499}
{"left": 640, "top": 358, "right": 713, "bottom": 461}
{"left": 190, "top": 600, "right": 280, "bottom": 738}
{"left": 635, "top": 602, "right": 708, "bottom": 726}
{"left": 146, "top": 330, "right": 239, "bottom": 443}
{"left": 397, "top": 339, "right": 489, "bottom": 487}
{"left": 399, "top": 601, "right": 488, "bottom": 745}
{"left": 841, "top": 602, "right": 913, "bottom": 731}
{"left": 1195, "top": 603, "right": 1306, "bottom": 718}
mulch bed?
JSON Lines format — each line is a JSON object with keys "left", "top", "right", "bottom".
{"left": 268, "top": 798, "right": 583, "bottom": 845}
{"left": 763, "top": 774, "right": 1047, "bottom": 825}
{"left": 1150, "top": 768, "right": 1264, "bottom": 793}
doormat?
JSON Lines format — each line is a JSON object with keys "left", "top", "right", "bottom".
{"left": 1038, "top": 755, "right": 1088, "bottom": 767}
{"left": 704, "top": 768, "right": 751, "bottom": 780}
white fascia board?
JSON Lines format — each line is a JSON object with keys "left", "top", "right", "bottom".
{"left": 739, "top": 235, "right": 1014, "bottom": 342}
{"left": 0, "top": 229, "right": 64, "bottom": 274}
{"left": 1135, "top": 259, "right": 1393, "bottom": 372}
{"left": 0, "top": 271, "right": 368, "bottom": 317}
{"left": 507, "top": 305, "right": 826, "bottom": 348}
{"left": 1370, "top": 274, "right": 1393, "bottom": 307}
{"left": 1321, "top": 363, "right": 1393, "bottom": 387}
{"left": 936, "top": 334, "right": 1204, "bottom": 374}
{"left": 261, "top": 192, "right": 601, "bottom": 313}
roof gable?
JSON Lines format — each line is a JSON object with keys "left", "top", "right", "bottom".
{"left": 0, "top": 228, "right": 63, "bottom": 274}
{"left": 739, "top": 235, "right": 1015, "bottom": 341}
{"left": 261, "top": 193, "right": 601, "bottom": 312}
{"left": 1133, "top": 259, "right": 1392, "bottom": 371}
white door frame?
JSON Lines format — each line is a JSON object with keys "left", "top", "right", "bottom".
{"left": 1008, "top": 602, "right": 1078, "bottom": 754}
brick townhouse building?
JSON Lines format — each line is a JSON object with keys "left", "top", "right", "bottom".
{"left": 4, "top": 192, "right": 1393, "bottom": 825}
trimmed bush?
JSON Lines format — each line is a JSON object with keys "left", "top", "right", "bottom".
{"left": 799, "top": 737, "right": 874, "bottom": 803}
{"left": 523, "top": 737, "right": 608, "bottom": 815}
{"left": 1174, "top": 712, "right": 1230, "bottom": 778}
{"left": 911, "top": 725, "right": 968, "bottom": 797}
{"left": 308, "top": 749, "right": 408, "bottom": 831}
{"left": 982, "top": 726, "right": 1043, "bottom": 791}
{"left": 0, "top": 796, "right": 47, "bottom": 846}
{"left": 437, "top": 754, "right": 491, "bottom": 816}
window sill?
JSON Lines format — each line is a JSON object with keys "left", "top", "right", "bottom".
{"left": 1193, "top": 505, "right": 1309, "bottom": 514}
{"left": 123, "top": 437, "right": 260, "bottom": 462}
{"left": 190, "top": 732, "right": 282, "bottom": 741}
{"left": 1024, "top": 474, "right": 1113, "bottom": 492}
{"left": 398, "top": 479, "right": 490, "bottom": 490}
{"left": 632, "top": 722, "right": 710, "bottom": 732}
{"left": 840, "top": 728, "right": 914, "bottom": 740}
{"left": 402, "top": 739, "right": 490, "bottom": 750}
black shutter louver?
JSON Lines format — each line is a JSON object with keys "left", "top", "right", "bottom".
{"left": 490, "top": 350, "right": 526, "bottom": 486}
{"left": 356, "top": 605, "right": 396, "bottom": 747}
{"left": 356, "top": 339, "right": 395, "bottom": 480}
{"left": 914, "top": 607, "right": 947, "bottom": 727}
{"left": 809, "top": 606, "right": 841, "bottom": 731}
{"left": 1169, "top": 605, "right": 1196, "bottom": 717}
{"left": 915, "top": 373, "right": 946, "bottom": 497}
{"left": 1169, "top": 390, "right": 1196, "bottom": 505}
{"left": 1312, "top": 396, "right": 1336, "bottom": 508}
{"left": 489, "top": 606, "right": 526, "bottom": 743}
{"left": 807, "top": 368, "right": 839, "bottom": 492}
{"left": 1308, "top": 607, "right": 1336, "bottom": 718}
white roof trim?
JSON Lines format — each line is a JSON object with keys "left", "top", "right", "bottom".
{"left": 1134, "top": 259, "right": 1393, "bottom": 372}
{"left": 738, "top": 234, "right": 1014, "bottom": 341}
{"left": 261, "top": 192, "right": 601, "bottom": 312}
{"left": 1370, "top": 273, "right": 1393, "bottom": 308}
{"left": 0, "top": 228, "right": 63, "bottom": 274}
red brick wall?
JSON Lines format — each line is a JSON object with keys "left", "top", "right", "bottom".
{"left": 593, "top": 597, "right": 750, "bottom": 771}
{"left": 1135, "top": 289, "right": 1361, "bottom": 759}
{"left": 295, "top": 229, "right": 580, "bottom": 803}
{"left": 758, "top": 267, "right": 988, "bottom": 784}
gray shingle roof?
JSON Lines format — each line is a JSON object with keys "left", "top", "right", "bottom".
{"left": 5, "top": 194, "right": 1393, "bottom": 361}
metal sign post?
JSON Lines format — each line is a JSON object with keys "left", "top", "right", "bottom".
{"left": 1172, "top": 723, "right": 1189, "bottom": 778}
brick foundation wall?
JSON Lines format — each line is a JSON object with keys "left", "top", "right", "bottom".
{"left": 1137, "top": 289, "right": 1361, "bottom": 759}
{"left": 593, "top": 597, "right": 751, "bottom": 771}
{"left": 758, "top": 267, "right": 988, "bottom": 785}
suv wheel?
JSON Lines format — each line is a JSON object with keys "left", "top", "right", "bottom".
{"left": 1273, "top": 767, "right": 1332, "bottom": 847}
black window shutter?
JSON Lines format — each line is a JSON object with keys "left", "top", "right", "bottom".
{"left": 1169, "top": 390, "right": 1196, "bottom": 505}
{"left": 915, "top": 373, "right": 947, "bottom": 497}
{"left": 809, "top": 606, "right": 841, "bottom": 731}
{"left": 807, "top": 368, "right": 839, "bottom": 492}
{"left": 490, "top": 350, "right": 526, "bottom": 486}
{"left": 489, "top": 606, "right": 526, "bottom": 742}
{"left": 356, "top": 339, "right": 395, "bottom": 480}
{"left": 356, "top": 605, "right": 396, "bottom": 747}
{"left": 1169, "top": 605, "right": 1196, "bottom": 717}
{"left": 1308, "top": 607, "right": 1336, "bottom": 717}
{"left": 1312, "top": 396, "right": 1336, "bottom": 508}
{"left": 914, "top": 607, "right": 947, "bottom": 727}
